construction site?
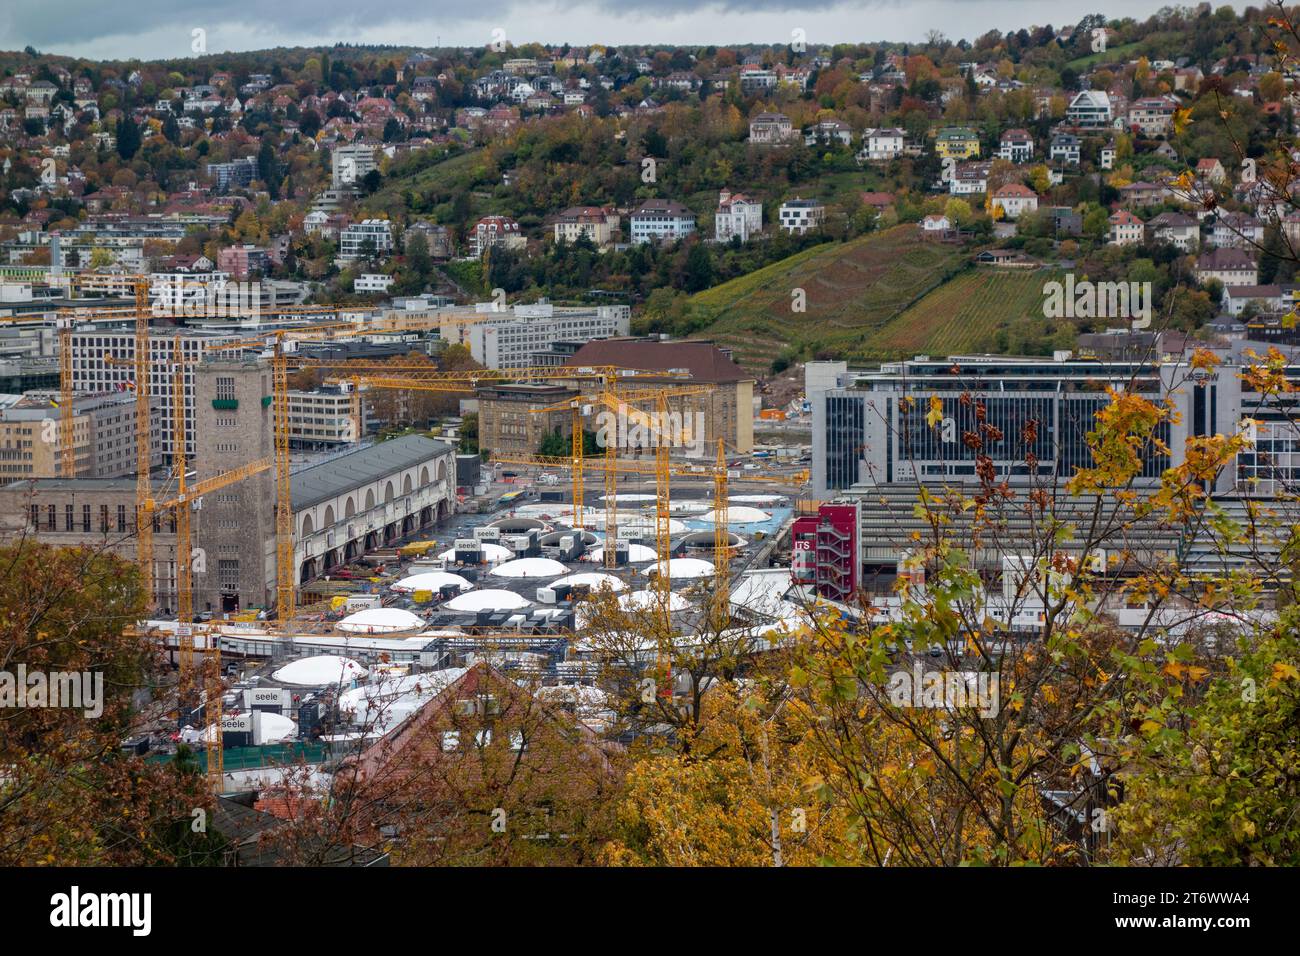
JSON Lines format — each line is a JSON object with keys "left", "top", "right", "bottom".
{"left": 4, "top": 275, "right": 815, "bottom": 799}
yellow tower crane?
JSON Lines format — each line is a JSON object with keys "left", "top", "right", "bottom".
{"left": 257, "top": 358, "right": 662, "bottom": 624}
{"left": 526, "top": 384, "right": 716, "bottom": 568}
{"left": 488, "top": 447, "right": 807, "bottom": 626}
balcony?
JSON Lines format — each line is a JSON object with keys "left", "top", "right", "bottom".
{"left": 212, "top": 398, "right": 238, "bottom": 410}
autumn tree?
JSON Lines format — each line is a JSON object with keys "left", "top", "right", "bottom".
{"left": 0, "top": 538, "right": 219, "bottom": 865}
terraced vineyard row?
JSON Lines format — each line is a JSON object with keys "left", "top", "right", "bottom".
{"left": 874, "top": 268, "right": 1056, "bottom": 357}
{"left": 689, "top": 226, "right": 974, "bottom": 372}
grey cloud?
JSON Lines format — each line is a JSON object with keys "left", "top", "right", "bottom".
{"left": 2, "top": 0, "right": 865, "bottom": 51}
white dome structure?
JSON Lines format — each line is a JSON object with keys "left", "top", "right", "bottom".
{"left": 338, "top": 668, "right": 468, "bottom": 733}
{"left": 551, "top": 572, "right": 627, "bottom": 593}
{"left": 701, "top": 505, "right": 771, "bottom": 524}
{"left": 257, "top": 712, "right": 298, "bottom": 743}
{"left": 590, "top": 543, "right": 657, "bottom": 563}
{"left": 490, "top": 557, "right": 569, "bottom": 579}
{"left": 391, "top": 571, "right": 473, "bottom": 594}
{"left": 337, "top": 607, "right": 425, "bottom": 633}
{"left": 438, "top": 542, "right": 513, "bottom": 564}
{"left": 599, "top": 493, "right": 656, "bottom": 503}
{"left": 273, "top": 654, "right": 368, "bottom": 687}
{"left": 443, "top": 588, "right": 533, "bottom": 612}
{"left": 619, "top": 589, "right": 692, "bottom": 612}
{"left": 652, "top": 557, "right": 716, "bottom": 580}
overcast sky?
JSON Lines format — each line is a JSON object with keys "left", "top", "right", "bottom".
{"left": 0, "top": 1, "right": 1218, "bottom": 61}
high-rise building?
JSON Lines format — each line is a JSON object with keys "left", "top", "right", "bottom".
{"left": 0, "top": 391, "right": 162, "bottom": 480}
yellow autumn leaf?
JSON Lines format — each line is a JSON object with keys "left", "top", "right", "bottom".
{"left": 926, "top": 395, "right": 944, "bottom": 428}
{"left": 1271, "top": 661, "right": 1300, "bottom": 681}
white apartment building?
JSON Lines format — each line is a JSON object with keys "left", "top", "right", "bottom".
{"left": 950, "top": 162, "right": 993, "bottom": 195}
{"left": 1195, "top": 248, "right": 1258, "bottom": 287}
{"left": 67, "top": 328, "right": 240, "bottom": 458}
{"left": 1066, "top": 90, "right": 1112, "bottom": 127}
{"left": 355, "top": 273, "right": 394, "bottom": 294}
{"left": 738, "top": 70, "right": 778, "bottom": 95}
{"left": 996, "top": 129, "right": 1034, "bottom": 163}
{"left": 331, "top": 142, "right": 379, "bottom": 188}
{"left": 1108, "top": 210, "right": 1145, "bottom": 246}
{"left": 857, "top": 128, "right": 905, "bottom": 163}
{"left": 778, "top": 198, "right": 825, "bottom": 235}
{"left": 448, "top": 302, "right": 631, "bottom": 368}
{"left": 339, "top": 220, "right": 394, "bottom": 261}
{"left": 990, "top": 184, "right": 1038, "bottom": 220}
{"left": 714, "top": 189, "right": 763, "bottom": 242}
{"left": 288, "top": 386, "right": 359, "bottom": 447}
{"left": 629, "top": 200, "right": 696, "bottom": 244}
{"left": 470, "top": 216, "right": 526, "bottom": 257}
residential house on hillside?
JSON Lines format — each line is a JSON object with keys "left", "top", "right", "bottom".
{"left": 1224, "top": 284, "right": 1285, "bottom": 316}
{"left": 552, "top": 206, "right": 618, "bottom": 249}
{"left": 406, "top": 221, "right": 453, "bottom": 259}
{"left": 1196, "top": 157, "right": 1227, "bottom": 185}
{"left": 339, "top": 219, "right": 394, "bottom": 261}
{"left": 935, "top": 126, "right": 981, "bottom": 160}
{"left": 748, "top": 112, "right": 795, "bottom": 144}
{"left": 1148, "top": 211, "right": 1199, "bottom": 251}
{"left": 1127, "top": 96, "right": 1179, "bottom": 136}
{"left": 470, "top": 215, "right": 525, "bottom": 257}
{"left": 1066, "top": 90, "right": 1112, "bottom": 127}
{"left": 991, "top": 183, "right": 1039, "bottom": 220}
{"left": 1211, "top": 211, "right": 1263, "bottom": 248}
{"left": 1195, "top": 247, "right": 1258, "bottom": 288}
{"left": 738, "top": 67, "right": 779, "bottom": 95}
{"left": 1048, "top": 206, "right": 1082, "bottom": 236}
{"left": 857, "top": 127, "right": 905, "bottom": 163}
{"left": 950, "top": 161, "right": 993, "bottom": 196}
{"left": 860, "top": 192, "right": 896, "bottom": 219}
{"left": 804, "top": 117, "right": 852, "bottom": 146}
{"left": 996, "top": 128, "right": 1034, "bottom": 164}
{"left": 1049, "top": 133, "right": 1081, "bottom": 165}
{"left": 629, "top": 199, "right": 696, "bottom": 244}
{"left": 1119, "top": 181, "right": 1170, "bottom": 207}
{"left": 714, "top": 189, "right": 763, "bottom": 242}
{"left": 1109, "top": 209, "right": 1145, "bottom": 246}
{"left": 921, "top": 213, "right": 953, "bottom": 235}
{"left": 778, "top": 198, "right": 825, "bottom": 234}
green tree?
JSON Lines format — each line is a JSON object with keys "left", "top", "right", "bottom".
{"left": 115, "top": 114, "right": 141, "bottom": 160}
